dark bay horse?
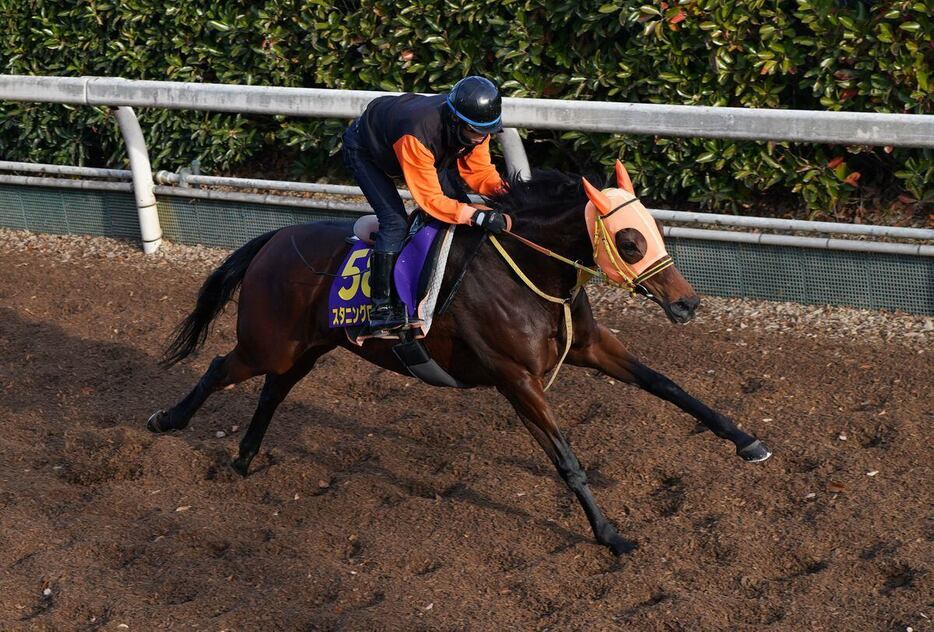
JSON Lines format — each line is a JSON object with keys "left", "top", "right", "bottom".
{"left": 149, "top": 164, "right": 770, "bottom": 556}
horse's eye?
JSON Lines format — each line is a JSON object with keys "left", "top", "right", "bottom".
{"left": 615, "top": 228, "right": 647, "bottom": 264}
{"left": 620, "top": 241, "right": 639, "bottom": 252}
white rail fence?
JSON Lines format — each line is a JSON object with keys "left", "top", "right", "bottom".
{"left": 6, "top": 76, "right": 932, "bottom": 145}
{"left": 0, "top": 75, "right": 932, "bottom": 256}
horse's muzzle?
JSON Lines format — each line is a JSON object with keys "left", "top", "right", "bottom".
{"left": 666, "top": 295, "right": 700, "bottom": 324}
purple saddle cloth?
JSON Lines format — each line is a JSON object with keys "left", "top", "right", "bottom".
{"left": 327, "top": 219, "right": 445, "bottom": 329}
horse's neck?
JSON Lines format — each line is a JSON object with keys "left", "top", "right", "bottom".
{"left": 505, "top": 202, "right": 592, "bottom": 298}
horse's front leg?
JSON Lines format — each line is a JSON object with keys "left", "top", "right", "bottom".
{"left": 569, "top": 324, "right": 771, "bottom": 462}
{"left": 497, "top": 370, "right": 636, "bottom": 556}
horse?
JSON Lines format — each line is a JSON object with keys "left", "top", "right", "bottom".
{"left": 148, "top": 162, "right": 771, "bottom": 556}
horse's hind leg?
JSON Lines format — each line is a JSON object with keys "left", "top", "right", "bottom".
{"left": 570, "top": 324, "right": 771, "bottom": 462}
{"left": 231, "top": 345, "right": 334, "bottom": 477}
{"left": 148, "top": 349, "right": 257, "bottom": 433}
{"left": 498, "top": 372, "right": 635, "bottom": 556}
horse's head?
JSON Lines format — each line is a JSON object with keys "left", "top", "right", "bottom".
{"left": 582, "top": 161, "right": 699, "bottom": 324}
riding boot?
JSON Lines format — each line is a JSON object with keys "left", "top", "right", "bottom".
{"left": 369, "top": 251, "right": 407, "bottom": 330}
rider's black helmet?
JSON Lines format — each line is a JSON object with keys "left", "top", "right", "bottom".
{"left": 445, "top": 76, "right": 503, "bottom": 138}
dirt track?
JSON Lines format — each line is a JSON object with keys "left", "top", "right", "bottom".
{"left": 0, "top": 240, "right": 931, "bottom": 631}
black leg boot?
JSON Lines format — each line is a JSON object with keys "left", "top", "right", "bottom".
{"left": 369, "top": 251, "right": 407, "bottom": 331}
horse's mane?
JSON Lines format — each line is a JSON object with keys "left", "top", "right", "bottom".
{"left": 487, "top": 169, "right": 605, "bottom": 217}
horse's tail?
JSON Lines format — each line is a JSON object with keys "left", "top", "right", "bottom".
{"left": 161, "top": 230, "right": 279, "bottom": 367}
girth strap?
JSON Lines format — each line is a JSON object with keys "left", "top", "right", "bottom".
{"left": 392, "top": 332, "right": 473, "bottom": 388}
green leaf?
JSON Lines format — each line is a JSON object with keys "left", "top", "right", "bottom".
{"left": 877, "top": 23, "right": 893, "bottom": 42}
{"left": 0, "top": 0, "right": 920, "bottom": 218}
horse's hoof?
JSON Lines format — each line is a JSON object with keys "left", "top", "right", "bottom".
{"left": 737, "top": 439, "right": 772, "bottom": 463}
{"left": 231, "top": 458, "right": 250, "bottom": 478}
{"left": 147, "top": 410, "right": 169, "bottom": 433}
{"left": 603, "top": 533, "right": 638, "bottom": 556}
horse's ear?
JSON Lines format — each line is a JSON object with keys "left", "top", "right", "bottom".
{"left": 615, "top": 160, "right": 634, "bottom": 194}
{"left": 582, "top": 177, "right": 612, "bottom": 215}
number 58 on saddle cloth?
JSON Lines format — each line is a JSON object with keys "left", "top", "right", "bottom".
{"left": 327, "top": 217, "right": 456, "bottom": 346}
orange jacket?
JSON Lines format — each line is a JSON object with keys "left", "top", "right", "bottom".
{"left": 354, "top": 94, "right": 505, "bottom": 225}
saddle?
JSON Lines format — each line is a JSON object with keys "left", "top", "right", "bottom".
{"left": 327, "top": 213, "right": 471, "bottom": 388}
{"left": 329, "top": 212, "right": 452, "bottom": 339}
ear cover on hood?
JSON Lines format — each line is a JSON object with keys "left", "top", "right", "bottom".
{"left": 614, "top": 160, "right": 634, "bottom": 194}
{"left": 582, "top": 177, "right": 612, "bottom": 215}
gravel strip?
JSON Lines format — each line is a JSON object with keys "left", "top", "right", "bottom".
{"left": 0, "top": 228, "right": 229, "bottom": 271}
{"left": 586, "top": 285, "right": 931, "bottom": 345}
{"left": 2, "top": 227, "right": 930, "bottom": 344}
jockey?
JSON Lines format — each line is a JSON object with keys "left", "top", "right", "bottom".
{"left": 342, "top": 76, "right": 513, "bottom": 331}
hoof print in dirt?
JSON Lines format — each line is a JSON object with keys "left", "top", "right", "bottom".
{"left": 737, "top": 439, "right": 772, "bottom": 463}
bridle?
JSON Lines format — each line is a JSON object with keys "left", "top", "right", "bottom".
{"left": 588, "top": 196, "right": 674, "bottom": 299}
{"left": 484, "top": 192, "right": 673, "bottom": 390}
{"left": 497, "top": 194, "right": 673, "bottom": 299}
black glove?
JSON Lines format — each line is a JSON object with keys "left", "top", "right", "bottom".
{"left": 471, "top": 209, "right": 512, "bottom": 234}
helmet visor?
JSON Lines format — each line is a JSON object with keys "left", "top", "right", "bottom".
{"left": 466, "top": 119, "right": 503, "bottom": 135}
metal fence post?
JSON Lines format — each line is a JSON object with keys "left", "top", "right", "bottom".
{"left": 497, "top": 128, "right": 531, "bottom": 181}
{"left": 114, "top": 106, "right": 162, "bottom": 253}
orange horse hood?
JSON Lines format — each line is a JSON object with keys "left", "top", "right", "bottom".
{"left": 582, "top": 165, "right": 670, "bottom": 287}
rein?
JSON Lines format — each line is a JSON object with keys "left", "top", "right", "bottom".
{"left": 500, "top": 230, "right": 602, "bottom": 279}
{"left": 489, "top": 200, "right": 673, "bottom": 389}
{"left": 499, "top": 205, "right": 672, "bottom": 300}
{"left": 488, "top": 234, "right": 584, "bottom": 391}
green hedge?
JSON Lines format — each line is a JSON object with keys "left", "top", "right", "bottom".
{"left": 0, "top": 0, "right": 930, "bottom": 217}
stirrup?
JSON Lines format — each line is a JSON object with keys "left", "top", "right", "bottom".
{"left": 369, "top": 304, "right": 407, "bottom": 331}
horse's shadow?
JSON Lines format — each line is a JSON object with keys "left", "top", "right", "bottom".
{"left": 0, "top": 306, "right": 595, "bottom": 549}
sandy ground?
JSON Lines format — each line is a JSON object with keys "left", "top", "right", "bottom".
{"left": 0, "top": 233, "right": 931, "bottom": 631}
